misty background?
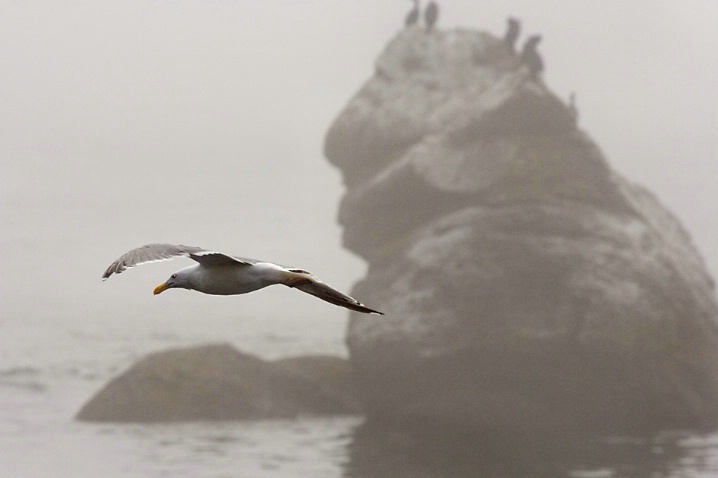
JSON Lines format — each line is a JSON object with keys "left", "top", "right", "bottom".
{"left": 2, "top": 1, "right": 716, "bottom": 343}
{"left": 1, "top": 1, "right": 717, "bottom": 476}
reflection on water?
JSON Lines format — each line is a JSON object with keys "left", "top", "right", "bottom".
{"left": 3, "top": 369, "right": 718, "bottom": 478}
{"left": 344, "top": 422, "right": 718, "bottom": 478}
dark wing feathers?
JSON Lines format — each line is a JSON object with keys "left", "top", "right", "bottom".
{"left": 294, "top": 281, "right": 384, "bottom": 315}
{"left": 102, "top": 244, "right": 253, "bottom": 279}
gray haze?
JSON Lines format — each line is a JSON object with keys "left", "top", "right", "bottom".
{"left": 1, "top": 1, "right": 717, "bottom": 342}
{"left": 1, "top": 2, "right": 717, "bottom": 476}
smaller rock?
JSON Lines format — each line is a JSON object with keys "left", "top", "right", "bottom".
{"left": 76, "top": 343, "right": 360, "bottom": 423}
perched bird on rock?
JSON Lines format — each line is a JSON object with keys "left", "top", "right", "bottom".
{"left": 568, "top": 92, "right": 579, "bottom": 126}
{"left": 405, "top": 0, "right": 420, "bottom": 28}
{"left": 424, "top": 1, "right": 439, "bottom": 32}
{"left": 103, "top": 244, "right": 384, "bottom": 315}
{"left": 504, "top": 17, "right": 520, "bottom": 54}
{"left": 520, "top": 34, "right": 544, "bottom": 79}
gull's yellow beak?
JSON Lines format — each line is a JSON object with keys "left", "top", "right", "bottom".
{"left": 153, "top": 283, "right": 170, "bottom": 295}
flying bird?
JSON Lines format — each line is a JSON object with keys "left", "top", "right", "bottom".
{"left": 102, "top": 244, "right": 384, "bottom": 315}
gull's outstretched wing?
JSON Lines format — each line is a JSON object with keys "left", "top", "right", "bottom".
{"left": 102, "top": 244, "right": 255, "bottom": 279}
{"left": 188, "top": 250, "right": 258, "bottom": 268}
{"left": 293, "top": 280, "right": 384, "bottom": 315}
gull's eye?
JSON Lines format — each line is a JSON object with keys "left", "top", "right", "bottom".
{"left": 171, "top": 274, "right": 177, "bottom": 279}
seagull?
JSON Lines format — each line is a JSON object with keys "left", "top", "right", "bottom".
{"left": 424, "top": 0, "right": 439, "bottom": 32}
{"left": 520, "top": 34, "right": 543, "bottom": 80}
{"left": 102, "top": 244, "right": 384, "bottom": 315}
{"left": 405, "top": 0, "right": 420, "bottom": 28}
{"left": 504, "top": 17, "right": 521, "bottom": 54}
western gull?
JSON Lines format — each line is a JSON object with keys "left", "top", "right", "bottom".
{"left": 102, "top": 244, "right": 383, "bottom": 315}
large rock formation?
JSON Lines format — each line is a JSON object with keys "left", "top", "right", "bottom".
{"left": 325, "top": 28, "right": 718, "bottom": 436}
{"left": 76, "top": 343, "right": 360, "bottom": 422}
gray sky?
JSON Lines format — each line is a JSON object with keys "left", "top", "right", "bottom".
{"left": 1, "top": 1, "right": 716, "bottom": 328}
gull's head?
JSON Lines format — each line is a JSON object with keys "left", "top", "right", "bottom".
{"left": 154, "top": 270, "right": 191, "bottom": 295}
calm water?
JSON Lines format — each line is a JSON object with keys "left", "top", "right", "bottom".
{"left": 0, "top": 308, "right": 358, "bottom": 478}
{"left": 4, "top": 308, "right": 718, "bottom": 477}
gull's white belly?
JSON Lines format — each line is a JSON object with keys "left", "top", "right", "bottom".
{"left": 193, "top": 264, "right": 273, "bottom": 295}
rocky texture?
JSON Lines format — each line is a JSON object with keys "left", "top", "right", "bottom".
{"left": 325, "top": 28, "right": 718, "bottom": 436}
{"left": 76, "top": 343, "right": 360, "bottom": 422}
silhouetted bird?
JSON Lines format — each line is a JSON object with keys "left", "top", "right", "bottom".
{"left": 504, "top": 17, "right": 520, "bottom": 53}
{"left": 424, "top": 1, "right": 439, "bottom": 32}
{"left": 405, "top": 0, "right": 420, "bottom": 28}
{"left": 568, "top": 92, "right": 578, "bottom": 125}
{"left": 520, "top": 35, "right": 543, "bottom": 79}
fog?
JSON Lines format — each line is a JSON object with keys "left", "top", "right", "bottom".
{"left": 2, "top": 1, "right": 716, "bottom": 326}
{"left": 1, "top": 1, "right": 717, "bottom": 474}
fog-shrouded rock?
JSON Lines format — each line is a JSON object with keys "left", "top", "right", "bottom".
{"left": 325, "top": 28, "right": 718, "bottom": 436}
{"left": 76, "top": 343, "right": 360, "bottom": 422}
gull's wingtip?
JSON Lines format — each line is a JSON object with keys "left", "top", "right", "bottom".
{"left": 355, "top": 304, "right": 384, "bottom": 315}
